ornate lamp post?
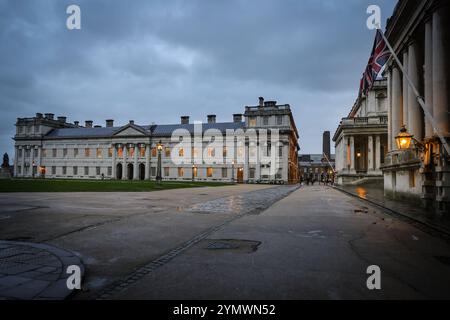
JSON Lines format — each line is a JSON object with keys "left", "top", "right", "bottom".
{"left": 395, "top": 126, "right": 413, "bottom": 150}
{"left": 156, "top": 141, "right": 163, "bottom": 184}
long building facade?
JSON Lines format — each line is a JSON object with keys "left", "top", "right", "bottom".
{"left": 13, "top": 97, "right": 300, "bottom": 184}
{"left": 382, "top": 0, "right": 450, "bottom": 212}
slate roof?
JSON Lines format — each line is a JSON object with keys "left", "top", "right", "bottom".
{"left": 44, "top": 122, "right": 246, "bottom": 139}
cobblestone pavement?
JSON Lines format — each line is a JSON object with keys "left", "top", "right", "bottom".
{"left": 188, "top": 185, "right": 299, "bottom": 214}
{"left": 0, "top": 241, "right": 84, "bottom": 300}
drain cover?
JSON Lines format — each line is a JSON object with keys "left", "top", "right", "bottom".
{"left": 202, "top": 239, "right": 261, "bottom": 253}
{"left": 435, "top": 256, "right": 450, "bottom": 266}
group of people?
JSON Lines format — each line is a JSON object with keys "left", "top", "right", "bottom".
{"left": 301, "top": 172, "right": 334, "bottom": 186}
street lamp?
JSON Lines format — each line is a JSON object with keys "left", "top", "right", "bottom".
{"left": 395, "top": 126, "right": 413, "bottom": 150}
{"left": 156, "top": 141, "right": 163, "bottom": 184}
{"left": 192, "top": 163, "right": 195, "bottom": 181}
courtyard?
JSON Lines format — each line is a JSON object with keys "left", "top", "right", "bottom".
{"left": 1, "top": 184, "right": 450, "bottom": 299}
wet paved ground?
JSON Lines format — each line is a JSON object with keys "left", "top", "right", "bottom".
{"left": 2, "top": 184, "right": 450, "bottom": 299}
{"left": 338, "top": 183, "right": 450, "bottom": 234}
{"left": 0, "top": 184, "right": 291, "bottom": 299}
{"left": 0, "top": 241, "right": 84, "bottom": 299}
{"left": 112, "top": 185, "right": 450, "bottom": 299}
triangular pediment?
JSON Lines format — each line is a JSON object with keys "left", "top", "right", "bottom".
{"left": 113, "top": 124, "right": 148, "bottom": 137}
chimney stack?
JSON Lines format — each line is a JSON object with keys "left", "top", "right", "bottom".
{"left": 207, "top": 115, "right": 216, "bottom": 124}
{"left": 36, "top": 113, "right": 43, "bottom": 118}
{"left": 129, "top": 120, "right": 134, "bottom": 125}
{"left": 323, "top": 131, "right": 331, "bottom": 160}
{"left": 233, "top": 114, "right": 242, "bottom": 123}
{"left": 45, "top": 113, "right": 54, "bottom": 120}
{"left": 106, "top": 119, "right": 114, "bottom": 127}
{"left": 94, "top": 125, "right": 102, "bottom": 128}
{"left": 259, "top": 97, "right": 264, "bottom": 107}
{"left": 180, "top": 116, "right": 190, "bottom": 124}
{"left": 74, "top": 121, "right": 79, "bottom": 126}
{"left": 57, "top": 116, "right": 67, "bottom": 123}
{"left": 85, "top": 120, "right": 93, "bottom": 128}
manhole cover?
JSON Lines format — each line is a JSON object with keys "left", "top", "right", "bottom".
{"left": 202, "top": 239, "right": 261, "bottom": 253}
{"left": 435, "top": 256, "right": 450, "bottom": 266}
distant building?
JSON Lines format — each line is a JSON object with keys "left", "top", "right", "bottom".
{"left": 333, "top": 79, "right": 388, "bottom": 185}
{"left": 299, "top": 131, "right": 335, "bottom": 182}
{"left": 13, "top": 97, "right": 300, "bottom": 184}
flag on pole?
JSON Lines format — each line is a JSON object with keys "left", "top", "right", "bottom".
{"left": 361, "top": 29, "right": 391, "bottom": 95}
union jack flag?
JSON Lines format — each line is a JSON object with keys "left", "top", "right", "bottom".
{"left": 361, "top": 29, "right": 391, "bottom": 95}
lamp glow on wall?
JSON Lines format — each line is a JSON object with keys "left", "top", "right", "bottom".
{"left": 395, "top": 125, "right": 413, "bottom": 150}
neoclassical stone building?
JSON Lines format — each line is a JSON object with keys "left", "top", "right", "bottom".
{"left": 13, "top": 97, "right": 300, "bottom": 184}
{"left": 382, "top": 0, "right": 450, "bottom": 212}
{"left": 333, "top": 79, "right": 388, "bottom": 185}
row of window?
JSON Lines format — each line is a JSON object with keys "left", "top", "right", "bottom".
{"left": 248, "top": 115, "right": 284, "bottom": 127}
{"left": 18, "top": 145, "right": 284, "bottom": 159}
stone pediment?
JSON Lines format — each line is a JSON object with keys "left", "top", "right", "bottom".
{"left": 113, "top": 124, "right": 148, "bottom": 137}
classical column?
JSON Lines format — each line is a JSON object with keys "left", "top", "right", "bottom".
{"left": 432, "top": 7, "right": 450, "bottom": 137}
{"left": 402, "top": 50, "right": 409, "bottom": 126}
{"left": 14, "top": 147, "right": 19, "bottom": 177}
{"left": 255, "top": 143, "right": 261, "bottom": 181}
{"left": 387, "top": 69, "right": 393, "bottom": 151}
{"left": 375, "top": 135, "right": 381, "bottom": 171}
{"left": 145, "top": 144, "right": 150, "bottom": 180}
{"left": 407, "top": 40, "right": 423, "bottom": 141}
{"left": 392, "top": 65, "right": 403, "bottom": 149}
{"left": 342, "top": 136, "right": 347, "bottom": 172}
{"left": 350, "top": 136, "right": 355, "bottom": 172}
{"left": 21, "top": 146, "right": 25, "bottom": 177}
{"left": 243, "top": 142, "right": 249, "bottom": 181}
{"left": 133, "top": 144, "right": 139, "bottom": 180}
{"left": 111, "top": 144, "right": 116, "bottom": 179}
{"left": 424, "top": 18, "right": 434, "bottom": 138}
{"left": 30, "top": 146, "right": 35, "bottom": 177}
{"left": 368, "top": 135, "right": 374, "bottom": 171}
{"left": 122, "top": 145, "right": 127, "bottom": 180}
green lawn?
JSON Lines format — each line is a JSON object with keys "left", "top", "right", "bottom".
{"left": 0, "top": 179, "right": 230, "bottom": 193}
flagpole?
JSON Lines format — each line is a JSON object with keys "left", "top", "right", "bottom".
{"left": 377, "top": 28, "right": 450, "bottom": 157}
{"left": 323, "top": 152, "right": 335, "bottom": 174}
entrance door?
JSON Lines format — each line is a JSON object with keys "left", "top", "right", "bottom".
{"left": 116, "top": 163, "right": 122, "bottom": 180}
{"left": 237, "top": 167, "right": 244, "bottom": 183}
{"left": 127, "top": 164, "right": 133, "bottom": 180}
{"left": 139, "top": 163, "right": 145, "bottom": 180}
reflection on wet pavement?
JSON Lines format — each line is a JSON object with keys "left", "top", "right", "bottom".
{"left": 188, "top": 186, "right": 298, "bottom": 214}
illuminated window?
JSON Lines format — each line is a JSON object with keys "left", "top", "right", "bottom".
{"left": 151, "top": 147, "right": 157, "bottom": 157}
{"left": 140, "top": 146, "right": 146, "bottom": 157}
{"left": 178, "top": 148, "right": 184, "bottom": 157}
{"left": 223, "top": 147, "right": 227, "bottom": 157}
{"left": 108, "top": 148, "right": 113, "bottom": 157}
{"left": 164, "top": 167, "right": 170, "bottom": 177}
{"left": 249, "top": 117, "right": 257, "bottom": 127}
{"left": 207, "top": 167, "right": 213, "bottom": 177}
{"left": 96, "top": 148, "right": 103, "bottom": 159}
{"left": 129, "top": 147, "right": 135, "bottom": 157}
{"left": 117, "top": 147, "right": 123, "bottom": 158}
{"left": 192, "top": 166, "right": 198, "bottom": 177}
{"left": 165, "top": 147, "right": 171, "bottom": 157}
{"left": 208, "top": 148, "right": 215, "bottom": 157}
{"left": 178, "top": 167, "right": 184, "bottom": 177}
{"left": 85, "top": 148, "right": 90, "bottom": 157}
{"left": 192, "top": 148, "right": 198, "bottom": 158}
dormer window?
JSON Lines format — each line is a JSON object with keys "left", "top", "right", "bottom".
{"left": 249, "top": 117, "right": 256, "bottom": 127}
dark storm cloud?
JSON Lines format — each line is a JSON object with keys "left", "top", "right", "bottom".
{"left": 0, "top": 0, "right": 397, "bottom": 158}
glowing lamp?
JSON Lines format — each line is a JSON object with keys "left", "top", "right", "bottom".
{"left": 395, "top": 126, "right": 413, "bottom": 150}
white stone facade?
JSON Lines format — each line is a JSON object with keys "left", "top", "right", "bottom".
{"left": 13, "top": 98, "right": 300, "bottom": 184}
{"left": 333, "top": 80, "right": 388, "bottom": 185}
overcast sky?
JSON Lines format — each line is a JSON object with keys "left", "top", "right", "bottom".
{"left": 0, "top": 0, "right": 397, "bottom": 159}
